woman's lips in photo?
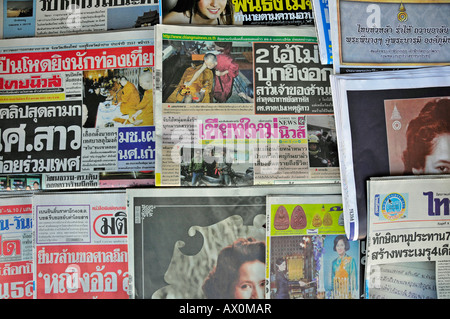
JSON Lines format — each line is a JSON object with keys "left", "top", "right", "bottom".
{"left": 208, "top": 8, "right": 220, "bottom": 14}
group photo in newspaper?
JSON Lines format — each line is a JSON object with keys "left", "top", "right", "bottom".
{"left": 0, "top": 0, "right": 449, "bottom": 303}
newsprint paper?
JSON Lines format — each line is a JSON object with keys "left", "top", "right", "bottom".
{"left": 0, "top": 0, "right": 159, "bottom": 39}
{"left": 329, "top": 0, "right": 450, "bottom": 73}
{"left": 154, "top": 24, "right": 340, "bottom": 187}
{"left": 0, "top": 29, "right": 156, "bottom": 192}
{"left": 330, "top": 66, "right": 450, "bottom": 241}
{"left": 32, "top": 190, "right": 129, "bottom": 299}
{"left": 265, "top": 194, "right": 361, "bottom": 299}
{"left": 126, "top": 184, "right": 342, "bottom": 299}
{"left": 366, "top": 175, "right": 450, "bottom": 299}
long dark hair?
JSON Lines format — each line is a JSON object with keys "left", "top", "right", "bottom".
{"left": 170, "top": 0, "right": 234, "bottom": 24}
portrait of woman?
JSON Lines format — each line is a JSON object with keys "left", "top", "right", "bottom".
{"left": 162, "top": 0, "right": 238, "bottom": 25}
{"left": 330, "top": 235, "right": 358, "bottom": 299}
{"left": 273, "top": 257, "right": 290, "bottom": 299}
{"left": 202, "top": 237, "right": 266, "bottom": 299}
{"left": 402, "top": 98, "right": 450, "bottom": 175}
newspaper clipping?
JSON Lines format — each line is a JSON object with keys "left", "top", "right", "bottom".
{"left": 33, "top": 190, "right": 129, "bottom": 299}
{"left": 0, "top": 29, "right": 156, "bottom": 192}
{"left": 154, "top": 24, "right": 339, "bottom": 187}
{"left": 0, "top": 193, "right": 33, "bottom": 299}
{"left": 1, "top": 0, "right": 159, "bottom": 38}
{"left": 366, "top": 176, "right": 450, "bottom": 299}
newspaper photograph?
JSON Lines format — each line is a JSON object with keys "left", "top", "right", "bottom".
{"left": 311, "top": 0, "right": 333, "bottom": 65}
{"left": 366, "top": 175, "right": 450, "bottom": 299}
{"left": 0, "top": 193, "right": 34, "bottom": 299}
{"left": 154, "top": 24, "right": 339, "bottom": 187}
{"left": 1, "top": 0, "right": 159, "bottom": 39}
{"left": 329, "top": 0, "right": 450, "bottom": 73}
{"left": 330, "top": 66, "right": 450, "bottom": 241}
{"left": 266, "top": 194, "right": 360, "bottom": 299}
{"left": 32, "top": 190, "right": 129, "bottom": 299}
{"left": 127, "top": 184, "right": 342, "bottom": 299}
{"left": 0, "top": 29, "right": 156, "bottom": 191}
{"left": 160, "top": 0, "right": 314, "bottom": 26}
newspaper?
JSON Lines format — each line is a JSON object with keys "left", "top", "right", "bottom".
{"left": 366, "top": 175, "right": 450, "bottom": 299}
{"left": 127, "top": 184, "right": 342, "bottom": 299}
{"left": 159, "top": 0, "right": 314, "bottom": 26}
{"left": 32, "top": 190, "right": 129, "bottom": 298}
{"left": 0, "top": 193, "right": 34, "bottom": 299}
{"left": 154, "top": 24, "right": 339, "bottom": 187}
{"left": 329, "top": 0, "right": 450, "bottom": 73}
{"left": 0, "top": 29, "right": 156, "bottom": 192}
{"left": 330, "top": 66, "right": 450, "bottom": 241}
{"left": 265, "top": 194, "right": 361, "bottom": 299}
{"left": 0, "top": 0, "right": 159, "bottom": 39}
{"left": 311, "top": 0, "right": 333, "bottom": 65}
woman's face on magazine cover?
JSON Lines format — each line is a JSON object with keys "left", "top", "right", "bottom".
{"left": 335, "top": 239, "right": 347, "bottom": 256}
{"left": 198, "top": 0, "right": 227, "bottom": 20}
{"left": 413, "top": 133, "right": 450, "bottom": 174}
{"left": 233, "top": 260, "right": 265, "bottom": 299}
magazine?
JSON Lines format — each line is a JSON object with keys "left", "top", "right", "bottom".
{"left": 32, "top": 190, "right": 129, "bottom": 299}
{"left": 0, "top": 29, "right": 156, "bottom": 191}
{"left": 328, "top": 0, "right": 450, "bottom": 73}
{"left": 366, "top": 175, "right": 450, "bottom": 299}
{"left": 126, "top": 184, "right": 342, "bottom": 299}
{"left": 154, "top": 24, "right": 339, "bottom": 187}
{"left": 1, "top": 0, "right": 159, "bottom": 39}
{"left": 330, "top": 66, "right": 450, "bottom": 241}
{"left": 0, "top": 193, "right": 34, "bottom": 299}
{"left": 159, "top": 0, "right": 314, "bottom": 26}
{"left": 265, "top": 194, "right": 360, "bottom": 299}
{"left": 311, "top": 0, "right": 332, "bottom": 65}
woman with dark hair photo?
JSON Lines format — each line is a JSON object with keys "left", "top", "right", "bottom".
{"left": 163, "top": 0, "right": 238, "bottom": 25}
{"left": 331, "top": 235, "right": 358, "bottom": 299}
{"left": 402, "top": 98, "right": 450, "bottom": 175}
{"left": 202, "top": 237, "right": 266, "bottom": 299}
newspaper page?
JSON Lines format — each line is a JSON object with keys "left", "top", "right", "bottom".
{"left": 366, "top": 175, "right": 450, "bottom": 299}
{"left": 330, "top": 66, "right": 450, "bottom": 241}
{"left": 0, "top": 0, "right": 159, "bottom": 39}
{"left": 127, "top": 184, "right": 342, "bottom": 299}
{"left": 159, "top": 0, "right": 314, "bottom": 26}
{"left": 33, "top": 190, "right": 129, "bottom": 299}
{"left": 0, "top": 193, "right": 33, "bottom": 299}
{"left": 266, "top": 195, "right": 360, "bottom": 299}
{"left": 0, "top": 29, "right": 156, "bottom": 192}
{"left": 329, "top": 0, "right": 450, "bottom": 73}
{"left": 154, "top": 24, "right": 339, "bottom": 187}
{"left": 312, "top": 0, "right": 333, "bottom": 65}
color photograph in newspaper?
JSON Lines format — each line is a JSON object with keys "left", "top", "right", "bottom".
{"left": 127, "top": 184, "right": 342, "bottom": 299}
{"left": 1, "top": 0, "right": 159, "bottom": 39}
{"left": 266, "top": 195, "right": 360, "bottom": 299}
{"left": 330, "top": 66, "right": 450, "bottom": 241}
{"left": 154, "top": 24, "right": 339, "bottom": 187}
{"left": 33, "top": 190, "right": 129, "bottom": 299}
{"left": 160, "top": 0, "right": 314, "bottom": 26}
{"left": 0, "top": 30, "right": 156, "bottom": 191}
{"left": 328, "top": 0, "right": 450, "bottom": 73}
{"left": 0, "top": 194, "right": 33, "bottom": 299}
{"left": 366, "top": 176, "right": 450, "bottom": 299}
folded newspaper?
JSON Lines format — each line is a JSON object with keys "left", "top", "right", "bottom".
{"left": 32, "top": 190, "right": 129, "bottom": 299}
{"left": 127, "top": 184, "right": 341, "bottom": 299}
{"left": 330, "top": 66, "right": 450, "bottom": 241}
{"left": 1, "top": 0, "right": 159, "bottom": 39}
{"left": 265, "top": 194, "right": 361, "bottom": 299}
{"left": 366, "top": 175, "right": 450, "bottom": 299}
{"left": 328, "top": 0, "right": 450, "bottom": 73}
{"left": 154, "top": 24, "right": 340, "bottom": 187}
{"left": 0, "top": 29, "right": 156, "bottom": 192}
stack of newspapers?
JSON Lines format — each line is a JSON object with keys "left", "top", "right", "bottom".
{"left": 0, "top": 0, "right": 448, "bottom": 300}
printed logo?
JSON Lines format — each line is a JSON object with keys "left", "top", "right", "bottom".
{"left": 381, "top": 193, "right": 407, "bottom": 221}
